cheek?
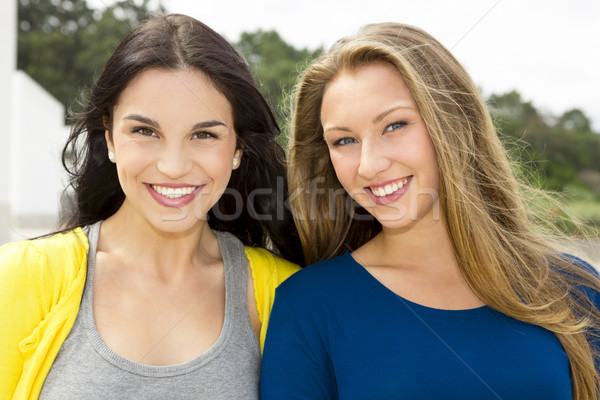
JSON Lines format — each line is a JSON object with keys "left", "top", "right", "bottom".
{"left": 330, "top": 156, "right": 366, "bottom": 204}
{"left": 115, "top": 153, "right": 149, "bottom": 182}
{"left": 113, "top": 138, "right": 156, "bottom": 168}
{"left": 410, "top": 134, "right": 439, "bottom": 186}
{"left": 432, "top": 164, "right": 440, "bottom": 191}
{"left": 329, "top": 150, "right": 357, "bottom": 183}
{"left": 330, "top": 159, "right": 352, "bottom": 194}
{"left": 193, "top": 149, "right": 234, "bottom": 183}
{"left": 425, "top": 146, "right": 440, "bottom": 191}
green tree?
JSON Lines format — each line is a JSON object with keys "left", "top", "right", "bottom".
{"left": 488, "top": 90, "right": 547, "bottom": 136}
{"left": 18, "top": 0, "right": 164, "bottom": 112}
{"left": 555, "top": 108, "right": 593, "bottom": 134}
{"left": 488, "top": 90, "right": 600, "bottom": 191}
{"left": 235, "top": 30, "right": 321, "bottom": 138}
{"left": 18, "top": 0, "right": 94, "bottom": 108}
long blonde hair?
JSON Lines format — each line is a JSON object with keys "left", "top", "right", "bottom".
{"left": 288, "top": 22, "right": 600, "bottom": 398}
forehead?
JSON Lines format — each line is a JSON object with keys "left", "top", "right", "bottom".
{"left": 326, "top": 62, "right": 410, "bottom": 96}
{"left": 114, "top": 68, "right": 234, "bottom": 126}
{"left": 321, "top": 62, "right": 417, "bottom": 122}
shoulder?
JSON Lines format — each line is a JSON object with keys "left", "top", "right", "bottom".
{"left": 555, "top": 253, "right": 600, "bottom": 305}
{"left": 245, "top": 246, "right": 300, "bottom": 286}
{"left": 0, "top": 228, "right": 88, "bottom": 265}
{"left": 0, "top": 228, "right": 89, "bottom": 295}
{"left": 555, "top": 253, "right": 599, "bottom": 283}
{"left": 559, "top": 253, "right": 597, "bottom": 272}
{"left": 245, "top": 246, "right": 301, "bottom": 351}
{"left": 266, "top": 254, "right": 361, "bottom": 336}
{"left": 276, "top": 253, "right": 355, "bottom": 298}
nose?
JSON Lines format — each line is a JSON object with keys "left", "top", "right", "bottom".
{"left": 156, "top": 143, "right": 193, "bottom": 179}
{"left": 357, "top": 135, "right": 391, "bottom": 179}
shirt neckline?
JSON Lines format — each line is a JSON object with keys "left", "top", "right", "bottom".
{"left": 81, "top": 220, "right": 236, "bottom": 377}
{"left": 344, "top": 251, "right": 492, "bottom": 320}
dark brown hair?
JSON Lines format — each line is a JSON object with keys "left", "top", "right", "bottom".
{"left": 61, "top": 14, "right": 303, "bottom": 265}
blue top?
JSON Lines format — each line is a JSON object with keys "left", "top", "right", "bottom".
{"left": 260, "top": 252, "right": 597, "bottom": 399}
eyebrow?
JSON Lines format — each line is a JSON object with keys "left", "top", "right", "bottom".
{"left": 372, "top": 104, "right": 415, "bottom": 124}
{"left": 123, "top": 114, "right": 229, "bottom": 130}
{"left": 124, "top": 114, "right": 159, "bottom": 127}
{"left": 191, "top": 120, "right": 228, "bottom": 130}
{"left": 323, "top": 103, "right": 415, "bottom": 135}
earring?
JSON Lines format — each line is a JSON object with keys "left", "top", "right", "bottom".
{"left": 232, "top": 158, "right": 238, "bottom": 166}
{"left": 108, "top": 151, "right": 115, "bottom": 162}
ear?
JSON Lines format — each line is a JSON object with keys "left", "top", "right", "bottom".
{"left": 105, "top": 129, "right": 115, "bottom": 158}
{"left": 232, "top": 148, "right": 243, "bottom": 170}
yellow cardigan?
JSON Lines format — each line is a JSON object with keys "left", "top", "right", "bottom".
{"left": 0, "top": 228, "right": 298, "bottom": 400}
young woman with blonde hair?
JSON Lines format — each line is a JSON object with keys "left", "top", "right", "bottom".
{"left": 260, "top": 23, "right": 600, "bottom": 399}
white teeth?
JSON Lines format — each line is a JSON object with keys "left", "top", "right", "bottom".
{"left": 151, "top": 185, "right": 197, "bottom": 199}
{"left": 370, "top": 178, "right": 410, "bottom": 197}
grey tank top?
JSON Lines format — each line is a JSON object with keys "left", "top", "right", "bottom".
{"left": 39, "top": 221, "right": 261, "bottom": 399}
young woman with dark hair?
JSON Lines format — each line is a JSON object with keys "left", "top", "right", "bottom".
{"left": 0, "top": 14, "right": 301, "bottom": 398}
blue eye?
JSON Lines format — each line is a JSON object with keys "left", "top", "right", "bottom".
{"left": 385, "top": 121, "right": 407, "bottom": 132}
{"left": 333, "top": 137, "right": 357, "bottom": 146}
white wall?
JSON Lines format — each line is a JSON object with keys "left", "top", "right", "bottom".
{"left": 0, "top": 0, "right": 72, "bottom": 245}
{"left": 0, "top": 0, "right": 17, "bottom": 244}
{"left": 7, "top": 71, "right": 70, "bottom": 242}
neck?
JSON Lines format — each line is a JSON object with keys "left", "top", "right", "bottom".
{"left": 97, "top": 204, "right": 221, "bottom": 279}
{"left": 354, "top": 215, "right": 484, "bottom": 309}
{"left": 369, "top": 216, "right": 458, "bottom": 275}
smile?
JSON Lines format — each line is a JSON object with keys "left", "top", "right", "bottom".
{"left": 369, "top": 177, "right": 412, "bottom": 197}
{"left": 150, "top": 184, "right": 200, "bottom": 199}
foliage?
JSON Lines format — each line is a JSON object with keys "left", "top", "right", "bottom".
{"left": 235, "top": 30, "right": 322, "bottom": 140}
{"left": 17, "top": 0, "right": 600, "bottom": 235}
{"left": 488, "top": 90, "right": 600, "bottom": 192}
{"left": 18, "top": 0, "right": 165, "bottom": 114}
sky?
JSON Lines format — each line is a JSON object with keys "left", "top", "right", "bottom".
{"left": 92, "top": 0, "right": 600, "bottom": 131}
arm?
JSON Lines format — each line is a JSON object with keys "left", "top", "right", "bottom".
{"left": 561, "top": 254, "right": 600, "bottom": 373}
{"left": 245, "top": 246, "right": 299, "bottom": 352}
{"left": 0, "top": 229, "right": 88, "bottom": 399}
{"left": 0, "top": 241, "right": 45, "bottom": 397}
{"left": 260, "top": 290, "right": 337, "bottom": 399}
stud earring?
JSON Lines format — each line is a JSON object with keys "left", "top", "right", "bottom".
{"left": 233, "top": 158, "right": 238, "bottom": 167}
{"left": 108, "top": 151, "right": 115, "bottom": 162}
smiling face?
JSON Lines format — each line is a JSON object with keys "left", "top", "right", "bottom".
{"left": 106, "top": 67, "right": 241, "bottom": 233}
{"left": 321, "top": 62, "right": 440, "bottom": 232}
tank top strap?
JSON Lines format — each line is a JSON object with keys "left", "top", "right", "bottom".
{"left": 214, "top": 231, "right": 251, "bottom": 323}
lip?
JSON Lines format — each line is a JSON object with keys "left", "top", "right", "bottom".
{"left": 365, "top": 176, "right": 413, "bottom": 206}
{"left": 145, "top": 183, "right": 204, "bottom": 208}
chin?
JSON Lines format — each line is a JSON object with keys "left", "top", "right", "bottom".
{"left": 378, "top": 206, "right": 441, "bottom": 231}
{"left": 377, "top": 217, "right": 414, "bottom": 231}
{"left": 149, "top": 213, "right": 204, "bottom": 234}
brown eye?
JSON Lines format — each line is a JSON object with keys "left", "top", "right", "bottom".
{"left": 133, "top": 127, "right": 156, "bottom": 137}
{"left": 192, "top": 131, "right": 217, "bottom": 140}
